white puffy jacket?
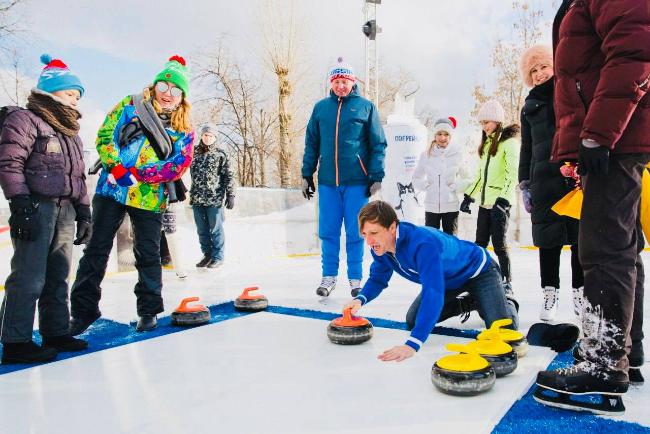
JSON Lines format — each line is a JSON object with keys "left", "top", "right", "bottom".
{"left": 412, "top": 144, "right": 471, "bottom": 214}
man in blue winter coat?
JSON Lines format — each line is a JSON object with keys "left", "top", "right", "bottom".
{"left": 301, "top": 58, "right": 387, "bottom": 298}
{"left": 345, "top": 201, "right": 519, "bottom": 362}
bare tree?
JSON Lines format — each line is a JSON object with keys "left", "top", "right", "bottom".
{"left": 0, "top": 0, "right": 21, "bottom": 43}
{"left": 258, "top": 0, "right": 305, "bottom": 188}
{"left": 0, "top": 47, "right": 27, "bottom": 105}
{"left": 471, "top": 1, "right": 546, "bottom": 124}
{"left": 194, "top": 42, "right": 277, "bottom": 187}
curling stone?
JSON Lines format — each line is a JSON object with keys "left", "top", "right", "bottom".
{"left": 477, "top": 319, "right": 529, "bottom": 358}
{"left": 469, "top": 331, "right": 518, "bottom": 377}
{"left": 431, "top": 343, "right": 496, "bottom": 396}
{"left": 234, "top": 286, "right": 269, "bottom": 312}
{"left": 171, "top": 297, "right": 211, "bottom": 326}
{"left": 327, "top": 307, "right": 373, "bottom": 345}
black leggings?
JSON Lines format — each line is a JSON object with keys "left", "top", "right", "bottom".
{"left": 425, "top": 211, "right": 459, "bottom": 235}
{"left": 539, "top": 244, "right": 584, "bottom": 289}
{"left": 475, "top": 206, "right": 511, "bottom": 282}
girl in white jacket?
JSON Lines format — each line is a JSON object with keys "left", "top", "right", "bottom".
{"left": 412, "top": 117, "right": 469, "bottom": 235}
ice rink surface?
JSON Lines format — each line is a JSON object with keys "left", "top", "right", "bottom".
{"left": 0, "top": 203, "right": 649, "bottom": 433}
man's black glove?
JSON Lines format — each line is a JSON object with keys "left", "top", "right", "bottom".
{"left": 302, "top": 176, "right": 315, "bottom": 200}
{"left": 366, "top": 182, "right": 382, "bottom": 197}
{"left": 8, "top": 195, "right": 39, "bottom": 241}
{"left": 578, "top": 143, "right": 609, "bottom": 176}
{"left": 74, "top": 205, "right": 92, "bottom": 245}
{"left": 459, "top": 194, "right": 474, "bottom": 214}
{"left": 225, "top": 195, "right": 235, "bottom": 210}
{"left": 491, "top": 197, "right": 511, "bottom": 222}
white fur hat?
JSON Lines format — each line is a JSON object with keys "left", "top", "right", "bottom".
{"left": 519, "top": 45, "right": 553, "bottom": 88}
{"left": 477, "top": 100, "right": 506, "bottom": 124}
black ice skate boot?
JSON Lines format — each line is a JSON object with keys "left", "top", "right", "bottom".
{"left": 2, "top": 341, "right": 58, "bottom": 364}
{"left": 629, "top": 341, "right": 644, "bottom": 385}
{"left": 534, "top": 361, "right": 628, "bottom": 415}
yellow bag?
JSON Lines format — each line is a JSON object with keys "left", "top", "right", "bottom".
{"left": 551, "top": 188, "right": 583, "bottom": 220}
{"left": 641, "top": 166, "right": 650, "bottom": 242}
{"left": 552, "top": 164, "right": 650, "bottom": 242}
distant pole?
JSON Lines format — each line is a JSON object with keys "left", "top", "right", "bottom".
{"left": 362, "top": 0, "right": 381, "bottom": 107}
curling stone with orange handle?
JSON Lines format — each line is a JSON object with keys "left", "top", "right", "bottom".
{"left": 431, "top": 343, "right": 496, "bottom": 396}
{"left": 234, "top": 286, "right": 269, "bottom": 312}
{"left": 477, "top": 318, "right": 528, "bottom": 358}
{"left": 326, "top": 307, "right": 373, "bottom": 345}
{"left": 171, "top": 297, "right": 211, "bottom": 326}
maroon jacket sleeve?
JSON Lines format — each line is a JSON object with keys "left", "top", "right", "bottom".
{"left": 0, "top": 111, "right": 37, "bottom": 199}
{"left": 582, "top": 0, "right": 650, "bottom": 148}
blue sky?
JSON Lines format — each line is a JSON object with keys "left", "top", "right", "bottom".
{"left": 2, "top": 0, "right": 558, "bottom": 145}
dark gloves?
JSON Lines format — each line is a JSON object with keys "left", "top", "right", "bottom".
{"left": 491, "top": 197, "right": 511, "bottom": 222}
{"left": 366, "top": 182, "right": 382, "bottom": 197}
{"left": 459, "top": 194, "right": 474, "bottom": 214}
{"left": 74, "top": 205, "right": 92, "bottom": 245}
{"left": 519, "top": 181, "right": 532, "bottom": 213}
{"left": 578, "top": 143, "right": 609, "bottom": 176}
{"left": 302, "top": 176, "right": 315, "bottom": 200}
{"left": 8, "top": 195, "right": 39, "bottom": 241}
{"left": 225, "top": 195, "right": 235, "bottom": 210}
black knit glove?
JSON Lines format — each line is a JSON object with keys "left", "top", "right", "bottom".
{"left": 459, "top": 194, "right": 474, "bottom": 214}
{"left": 302, "top": 176, "right": 315, "bottom": 200}
{"left": 8, "top": 195, "right": 39, "bottom": 241}
{"left": 74, "top": 205, "right": 92, "bottom": 245}
{"left": 491, "top": 197, "right": 511, "bottom": 222}
{"left": 578, "top": 144, "right": 609, "bottom": 176}
{"left": 225, "top": 195, "right": 235, "bottom": 210}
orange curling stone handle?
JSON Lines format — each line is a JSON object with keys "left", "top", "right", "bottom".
{"left": 175, "top": 297, "right": 208, "bottom": 313}
{"left": 237, "top": 286, "right": 266, "bottom": 300}
{"left": 332, "top": 307, "right": 370, "bottom": 327}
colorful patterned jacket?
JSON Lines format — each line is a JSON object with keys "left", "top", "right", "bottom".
{"left": 94, "top": 95, "right": 194, "bottom": 212}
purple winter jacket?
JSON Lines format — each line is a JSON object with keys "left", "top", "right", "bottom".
{"left": 0, "top": 107, "right": 89, "bottom": 207}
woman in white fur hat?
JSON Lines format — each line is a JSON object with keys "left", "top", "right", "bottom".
{"left": 461, "top": 100, "right": 520, "bottom": 296}
{"left": 518, "top": 44, "right": 583, "bottom": 322}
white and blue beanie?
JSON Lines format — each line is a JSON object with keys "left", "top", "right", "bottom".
{"left": 329, "top": 57, "right": 356, "bottom": 82}
{"left": 36, "top": 54, "right": 85, "bottom": 97}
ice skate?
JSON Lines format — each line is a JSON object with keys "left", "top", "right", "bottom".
{"left": 316, "top": 276, "right": 336, "bottom": 297}
{"left": 533, "top": 362, "right": 628, "bottom": 415}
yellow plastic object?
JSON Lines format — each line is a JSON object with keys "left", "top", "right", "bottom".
{"left": 477, "top": 319, "right": 525, "bottom": 343}
{"left": 436, "top": 343, "right": 490, "bottom": 372}
{"left": 469, "top": 336, "right": 512, "bottom": 356}
{"left": 641, "top": 165, "right": 650, "bottom": 242}
{"left": 551, "top": 188, "right": 583, "bottom": 219}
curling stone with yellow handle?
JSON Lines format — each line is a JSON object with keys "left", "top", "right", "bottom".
{"left": 468, "top": 332, "right": 518, "bottom": 377}
{"left": 327, "top": 307, "right": 373, "bottom": 345}
{"left": 431, "top": 343, "right": 496, "bottom": 396}
{"left": 477, "top": 319, "right": 528, "bottom": 358}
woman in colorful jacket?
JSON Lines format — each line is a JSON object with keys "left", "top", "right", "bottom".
{"left": 301, "top": 58, "right": 387, "bottom": 298}
{"left": 0, "top": 55, "right": 91, "bottom": 364}
{"left": 69, "top": 56, "right": 194, "bottom": 335}
{"left": 461, "top": 100, "right": 520, "bottom": 294}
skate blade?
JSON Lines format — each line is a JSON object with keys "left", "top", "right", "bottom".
{"left": 533, "top": 386, "right": 625, "bottom": 415}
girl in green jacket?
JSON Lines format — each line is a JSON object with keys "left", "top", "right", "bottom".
{"left": 460, "top": 100, "right": 520, "bottom": 293}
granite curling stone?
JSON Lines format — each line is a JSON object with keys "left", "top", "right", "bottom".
{"left": 234, "top": 286, "right": 269, "bottom": 312}
{"left": 469, "top": 332, "right": 518, "bottom": 377}
{"left": 171, "top": 297, "right": 211, "bottom": 326}
{"left": 431, "top": 343, "right": 496, "bottom": 396}
{"left": 477, "top": 318, "right": 528, "bottom": 358}
{"left": 327, "top": 307, "right": 373, "bottom": 345}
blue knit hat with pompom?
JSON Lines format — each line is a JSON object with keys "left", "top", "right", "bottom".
{"left": 36, "top": 54, "right": 84, "bottom": 97}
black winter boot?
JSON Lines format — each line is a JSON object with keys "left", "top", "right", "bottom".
{"left": 2, "top": 341, "right": 58, "bottom": 364}
{"left": 69, "top": 312, "right": 101, "bottom": 336}
{"left": 136, "top": 315, "right": 157, "bottom": 332}
{"left": 42, "top": 335, "right": 88, "bottom": 352}
{"left": 196, "top": 255, "right": 211, "bottom": 267}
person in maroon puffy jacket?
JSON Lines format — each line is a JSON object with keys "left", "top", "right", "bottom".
{"left": 535, "top": 0, "right": 650, "bottom": 414}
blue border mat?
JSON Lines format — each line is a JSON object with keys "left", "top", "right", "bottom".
{"left": 1, "top": 302, "right": 648, "bottom": 433}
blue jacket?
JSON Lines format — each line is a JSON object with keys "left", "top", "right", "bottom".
{"left": 302, "top": 86, "right": 387, "bottom": 186}
{"left": 355, "top": 222, "right": 490, "bottom": 352}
